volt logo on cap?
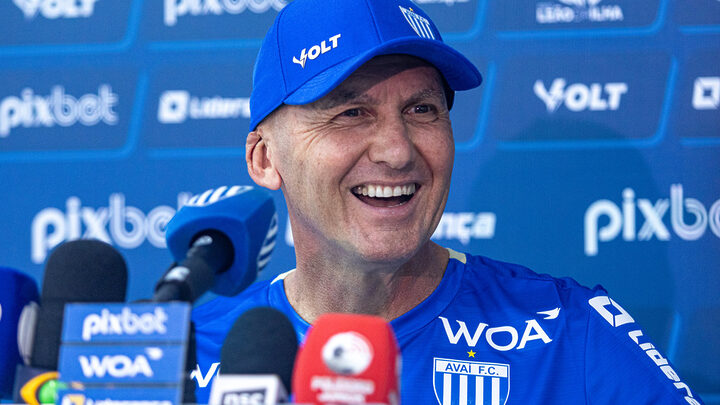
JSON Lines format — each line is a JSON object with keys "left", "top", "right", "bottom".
{"left": 292, "top": 34, "right": 342, "bottom": 69}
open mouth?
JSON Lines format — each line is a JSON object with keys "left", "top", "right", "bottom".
{"left": 351, "top": 183, "right": 418, "bottom": 208}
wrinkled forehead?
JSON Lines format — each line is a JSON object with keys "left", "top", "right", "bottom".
{"left": 309, "top": 54, "right": 448, "bottom": 110}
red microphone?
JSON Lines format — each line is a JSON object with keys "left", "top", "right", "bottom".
{"left": 292, "top": 313, "right": 401, "bottom": 405}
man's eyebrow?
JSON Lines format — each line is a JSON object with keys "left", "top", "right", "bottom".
{"left": 311, "top": 91, "right": 373, "bottom": 110}
{"left": 311, "top": 87, "right": 446, "bottom": 111}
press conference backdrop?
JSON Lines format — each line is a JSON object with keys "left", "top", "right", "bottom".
{"left": 0, "top": 0, "right": 718, "bottom": 400}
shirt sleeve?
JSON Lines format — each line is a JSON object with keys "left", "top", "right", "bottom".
{"left": 583, "top": 289, "right": 704, "bottom": 404}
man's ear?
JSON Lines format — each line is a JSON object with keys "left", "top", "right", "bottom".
{"left": 246, "top": 128, "right": 282, "bottom": 190}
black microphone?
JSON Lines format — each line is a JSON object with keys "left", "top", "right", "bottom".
{"left": 208, "top": 307, "right": 298, "bottom": 405}
{"left": 14, "top": 239, "right": 127, "bottom": 404}
{"left": 153, "top": 186, "right": 277, "bottom": 302}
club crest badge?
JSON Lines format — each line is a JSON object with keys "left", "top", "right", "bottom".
{"left": 398, "top": 5, "right": 436, "bottom": 40}
{"left": 433, "top": 358, "right": 510, "bottom": 405}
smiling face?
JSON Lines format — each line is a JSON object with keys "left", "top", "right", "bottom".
{"left": 249, "top": 55, "right": 454, "bottom": 267}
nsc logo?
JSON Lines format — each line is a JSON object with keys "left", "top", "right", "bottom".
{"left": 79, "top": 348, "right": 163, "bottom": 379}
{"left": 164, "top": 0, "right": 287, "bottom": 27}
{"left": 13, "top": 0, "right": 98, "bottom": 19}
{"left": 584, "top": 184, "right": 720, "bottom": 256}
{"left": 221, "top": 389, "right": 266, "bottom": 405}
{"left": 31, "top": 192, "right": 192, "bottom": 264}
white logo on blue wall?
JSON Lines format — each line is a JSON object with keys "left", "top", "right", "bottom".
{"left": 31, "top": 192, "right": 192, "bottom": 264}
{"left": 82, "top": 307, "right": 169, "bottom": 341}
{"left": 534, "top": 78, "right": 627, "bottom": 113}
{"left": 13, "top": 0, "right": 98, "bottom": 19}
{"left": 584, "top": 185, "right": 720, "bottom": 256}
{"left": 433, "top": 358, "right": 509, "bottom": 405}
{"left": 79, "top": 348, "right": 163, "bottom": 378}
{"left": 692, "top": 77, "right": 720, "bottom": 110}
{"left": 536, "top": 0, "right": 623, "bottom": 24}
{"left": 0, "top": 85, "right": 118, "bottom": 138}
{"left": 157, "top": 90, "right": 250, "bottom": 124}
{"left": 164, "top": 0, "right": 288, "bottom": 27}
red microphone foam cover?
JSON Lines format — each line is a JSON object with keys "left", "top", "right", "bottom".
{"left": 293, "top": 313, "right": 401, "bottom": 405}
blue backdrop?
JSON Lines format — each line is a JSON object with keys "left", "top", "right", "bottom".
{"left": 1, "top": 0, "right": 718, "bottom": 400}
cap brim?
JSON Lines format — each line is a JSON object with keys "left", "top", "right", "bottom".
{"left": 284, "top": 37, "right": 482, "bottom": 106}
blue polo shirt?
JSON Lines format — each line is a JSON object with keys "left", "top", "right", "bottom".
{"left": 191, "top": 250, "right": 703, "bottom": 404}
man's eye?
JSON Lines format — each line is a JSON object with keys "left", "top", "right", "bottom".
{"left": 413, "top": 104, "right": 432, "bottom": 114}
{"left": 340, "top": 108, "right": 361, "bottom": 117}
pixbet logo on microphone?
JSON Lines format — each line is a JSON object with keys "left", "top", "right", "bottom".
{"left": 31, "top": 192, "right": 191, "bottom": 264}
{"left": 82, "top": 307, "right": 169, "bottom": 342}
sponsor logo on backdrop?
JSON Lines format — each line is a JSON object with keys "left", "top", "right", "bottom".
{"left": 79, "top": 348, "right": 163, "bottom": 378}
{"left": 283, "top": 212, "right": 495, "bottom": 247}
{"left": 433, "top": 358, "right": 509, "bottom": 405}
{"left": 0, "top": 85, "right": 118, "bottom": 138}
{"left": 292, "top": 34, "right": 342, "bottom": 69}
{"left": 588, "top": 296, "right": 702, "bottom": 405}
{"left": 584, "top": 184, "right": 720, "bottom": 256}
{"left": 157, "top": 90, "right": 250, "bottom": 124}
{"left": 692, "top": 76, "right": 720, "bottom": 110}
{"left": 439, "top": 310, "right": 556, "bottom": 351}
{"left": 82, "top": 307, "right": 169, "bottom": 341}
{"left": 31, "top": 192, "right": 192, "bottom": 264}
{"left": 536, "top": 0, "right": 624, "bottom": 24}
{"left": 163, "top": 0, "right": 287, "bottom": 27}
{"left": 432, "top": 212, "right": 496, "bottom": 244}
{"left": 13, "top": 0, "right": 98, "bottom": 19}
{"left": 534, "top": 78, "right": 628, "bottom": 113}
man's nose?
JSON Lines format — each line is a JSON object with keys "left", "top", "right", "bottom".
{"left": 367, "top": 115, "right": 415, "bottom": 170}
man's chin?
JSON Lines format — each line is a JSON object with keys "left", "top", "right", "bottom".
{"left": 352, "top": 238, "right": 428, "bottom": 267}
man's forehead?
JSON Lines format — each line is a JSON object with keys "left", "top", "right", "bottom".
{"left": 310, "top": 55, "right": 445, "bottom": 110}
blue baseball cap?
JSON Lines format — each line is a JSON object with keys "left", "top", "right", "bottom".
{"left": 249, "top": 0, "right": 483, "bottom": 130}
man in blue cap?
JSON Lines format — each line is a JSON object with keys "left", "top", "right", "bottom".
{"left": 192, "top": 0, "right": 704, "bottom": 403}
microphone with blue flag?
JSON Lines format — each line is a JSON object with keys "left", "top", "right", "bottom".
{"left": 154, "top": 185, "right": 277, "bottom": 302}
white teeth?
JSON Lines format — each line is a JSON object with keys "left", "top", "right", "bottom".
{"left": 353, "top": 183, "right": 417, "bottom": 198}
